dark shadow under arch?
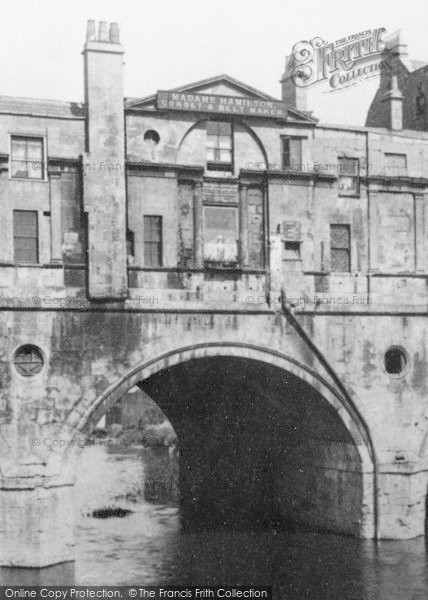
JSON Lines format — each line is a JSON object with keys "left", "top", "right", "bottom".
{"left": 65, "top": 345, "right": 376, "bottom": 538}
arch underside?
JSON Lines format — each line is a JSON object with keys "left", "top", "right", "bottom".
{"left": 67, "top": 343, "right": 375, "bottom": 538}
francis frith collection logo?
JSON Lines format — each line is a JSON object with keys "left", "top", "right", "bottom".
{"left": 291, "top": 28, "right": 394, "bottom": 91}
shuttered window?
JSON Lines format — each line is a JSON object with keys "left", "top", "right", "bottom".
{"left": 330, "top": 224, "right": 350, "bottom": 272}
{"left": 14, "top": 211, "right": 38, "bottom": 263}
{"left": 144, "top": 216, "right": 163, "bottom": 267}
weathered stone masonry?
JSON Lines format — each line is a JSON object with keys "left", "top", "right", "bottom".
{"left": 0, "top": 22, "right": 427, "bottom": 566}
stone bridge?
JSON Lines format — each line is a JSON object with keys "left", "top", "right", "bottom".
{"left": 1, "top": 299, "right": 427, "bottom": 567}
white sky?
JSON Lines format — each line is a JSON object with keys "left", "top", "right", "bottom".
{"left": 1, "top": 0, "right": 428, "bottom": 126}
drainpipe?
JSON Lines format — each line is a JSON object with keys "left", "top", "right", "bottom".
{"left": 264, "top": 170, "right": 271, "bottom": 305}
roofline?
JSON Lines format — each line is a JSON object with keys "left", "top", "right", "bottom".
{"left": 0, "top": 94, "right": 85, "bottom": 108}
{"left": 317, "top": 122, "right": 428, "bottom": 139}
{"left": 124, "top": 73, "right": 282, "bottom": 109}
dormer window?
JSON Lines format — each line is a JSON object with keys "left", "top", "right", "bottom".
{"left": 206, "top": 121, "right": 232, "bottom": 170}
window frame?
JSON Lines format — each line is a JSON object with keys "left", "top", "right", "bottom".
{"left": 13, "top": 210, "right": 39, "bottom": 265}
{"left": 143, "top": 215, "right": 163, "bottom": 268}
{"left": 206, "top": 120, "right": 234, "bottom": 172}
{"left": 281, "top": 136, "right": 304, "bottom": 170}
{"left": 384, "top": 152, "right": 407, "bottom": 177}
{"left": 284, "top": 241, "right": 301, "bottom": 261}
{"left": 330, "top": 223, "right": 351, "bottom": 273}
{"left": 9, "top": 134, "right": 47, "bottom": 182}
{"left": 202, "top": 204, "right": 239, "bottom": 268}
{"left": 383, "top": 346, "right": 409, "bottom": 378}
{"left": 13, "top": 344, "right": 44, "bottom": 377}
{"left": 337, "top": 156, "right": 360, "bottom": 197}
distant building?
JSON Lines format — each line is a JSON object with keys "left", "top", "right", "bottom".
{"left": 367, "top": 30, "right": 428, "bottom": 131}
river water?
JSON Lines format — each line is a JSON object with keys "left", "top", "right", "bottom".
{"left": 2, "top": 444, "right": 428, "bottom": 599}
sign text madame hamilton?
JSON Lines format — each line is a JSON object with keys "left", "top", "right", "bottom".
{"left": 157, "top": 91, "right": 288, "bottom": 119}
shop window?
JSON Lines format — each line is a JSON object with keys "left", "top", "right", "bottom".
{"left": 203, "top": 206, "right": 238, "bottom": 265}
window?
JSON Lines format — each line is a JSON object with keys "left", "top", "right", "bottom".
{"left": 203, "top": 206, "right": 238, "bottom": 265}
{"left": 416, "top": 83, "right": 426, "bottom": 116}
{"left": 14, "top": 211, "right": 38, "bottom": 263}
{"left": 126, "top": 230, "right": 135, "bottom": 266}
{"left": 14, "top": 345, "right": 44, "bottom": 377}
{"left": 206, "top": 122, "right": 232, "bottom": 168}
{"left": 284, "top": 241, "right": 301, "bottom": 260}
{"left": 330, "top": 224, "right": 350, "bottom": 272}
{"left": 143, "top": 216, "right": 162, "bottom": 267}
{"left": 282, "top": 137, "right": 303, "bottom": 170}
{"left": 338, "top": 157, "right": 359, "bottom": 195}
{"left": 385, "top": 153, "right": 407, "bottom": 176}
{"left": 384, "top": 347, "right": 407, "bottom": 375}
{"left": 10, "top": 136, "right": 44, "bottom": 180}
{"left": 144, "top": 130, "right": 160, "bottom": 147}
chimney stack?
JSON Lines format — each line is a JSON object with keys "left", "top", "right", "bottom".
{"left": 280, "top": 54, "right": 308, "bottom": 112}
{"left": 82, "top": 21, "right": 127, "bottom": 300}
{"left": 383, "top": 75, "right": 404, "bottom": 130}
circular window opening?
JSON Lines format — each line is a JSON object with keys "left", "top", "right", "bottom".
{"left": 14, "top": 345, "right": 44, "bottom": 377}
{"left": 384, "top": 347, "right": 407, "bottom": 375}
{"left": 144, "top": 130, "right": 160, "bottom": 146}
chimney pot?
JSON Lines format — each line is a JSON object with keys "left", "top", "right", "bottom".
{"left": 109, "top": 22, "right": 120, "bottom": 44}
{"left": 98, "top": 21, "right": 109, "bottom": 42}
{"left": 86, "top": 20, "right": 96, "bottom": 41}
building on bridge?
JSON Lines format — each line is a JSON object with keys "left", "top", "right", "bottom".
{"left": 0, "top": 22, "right": 427, "bottom": 567}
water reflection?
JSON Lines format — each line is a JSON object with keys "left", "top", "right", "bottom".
{"left": 1, "top": 445, "right": 428, "bottom": 600}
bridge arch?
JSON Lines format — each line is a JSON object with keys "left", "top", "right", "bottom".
{"left": 63, "top": 342, "right": 377, "bottom": 538}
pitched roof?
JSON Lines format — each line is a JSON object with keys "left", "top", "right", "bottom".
{"left": 124, "top": 73, "right": 317, "bottom": 123}
{"left": 125, "top": 73, "right": 279, "bottom": 108}
{"left": 0, "top": 95, "right": 86, "bottom": 119}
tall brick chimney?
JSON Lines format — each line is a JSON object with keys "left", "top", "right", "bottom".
{"left": 280, "top": 54, "right": 308, "bottom": 112}
{"left": 383, "top": 75, "right": 404, "bottom": 130}
{"left": 82, "top": 20, "right": 127, "bottom": 300}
